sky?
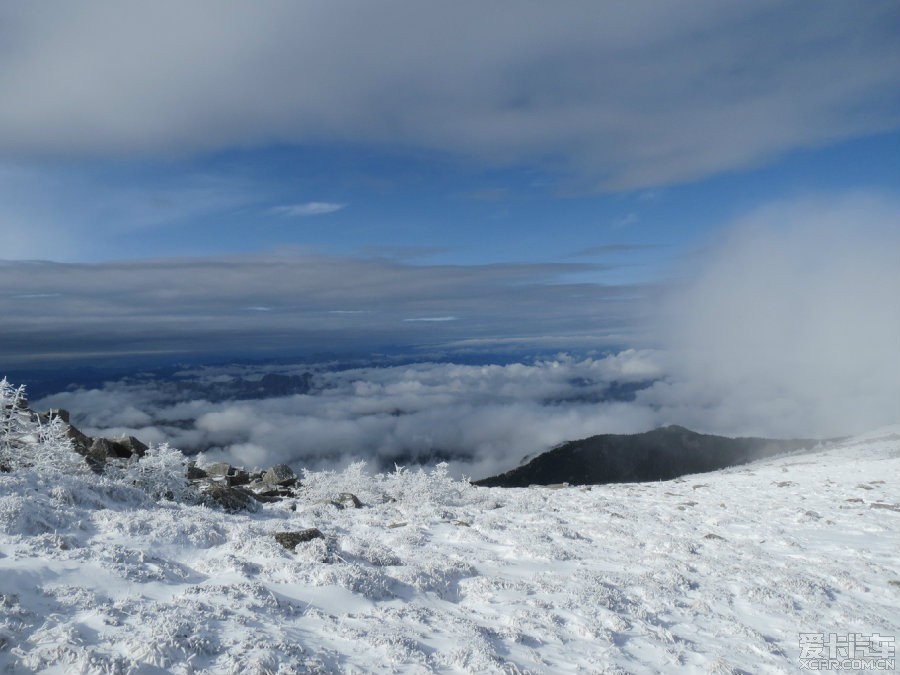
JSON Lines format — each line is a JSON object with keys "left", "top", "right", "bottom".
{"left": 1, "top": 2, "right": 899, "bottom": 445}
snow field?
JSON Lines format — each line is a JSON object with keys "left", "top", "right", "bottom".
{"left": 1, "top": 428, "right": 898, "bottom": 674}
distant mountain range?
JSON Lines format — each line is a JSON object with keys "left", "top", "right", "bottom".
{"left": 166, "top": 372, "right": 314, "bottom": 403}
{"left": 473, "top": 425, "right": 823, "bottom": 487}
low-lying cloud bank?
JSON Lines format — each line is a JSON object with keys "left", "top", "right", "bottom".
{"left": 646, "top": 192, "right": 900, "bottom": 439}
{"left": 36, "top": 353, "right": 664, "bottom": 480}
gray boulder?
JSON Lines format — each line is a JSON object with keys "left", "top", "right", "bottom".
{"left": 226, "top": 469, "right": 250, "bottom": 487}
{"left": 262, "top": 464, "right": 297, "bottom": 487}
{"left": 186, "top": 462, "right": 208, "bottom": 480}
{"left": 334, "top": 492, "right": 363, "bottom": 509}
{"left": 204, "top": 462, "right": 234, "bottom": 477}
{"left": 202, "top": 462, "right": 251, "bottom": 486}
{"left": 202, "top": 484, "right": 259, "bottom": 513}
{"left": 39, "top": 408, "right": 70, "bottom": 424}
{"left": 274, "top": 529, "right": 324, "bottom": 550}
{"left": 113, "top": 435, "right": 148, "bottom": 458}
{"left": 88, "top": 438, "right": 133, "bottom": 462}
{"left": 61, "top": 422, "right": 93, "bottom": 456}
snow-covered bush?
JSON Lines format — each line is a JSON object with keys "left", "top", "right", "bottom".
{"left": 0, "top": 377, "right": 29, "bottom": 465}
{"left": 381, "top": 462, "right": 476, "bottom": 507}
{"left": 299, "top": 460, "right": 379, "bottom": 504}
{"left": 2, "top": 377, "right": 203, "bottom": 503}
{"left": 1, "top": 377, "right": 85, "bottom": 474}
{"left": 30, "top": 413, "right": 85, "bottom": 475}
{"left": 122, "top": 443, "right": 199, "bottom": 503}
{"left": 299, "top": 460, "right": 481, "bottom": 513}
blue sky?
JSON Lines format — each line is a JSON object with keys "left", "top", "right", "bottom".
{"left": 0, "top": 1, "right": 898, "bottom": 370}
{"left": 12, "top": 131, "right": 895, "bottom": 271}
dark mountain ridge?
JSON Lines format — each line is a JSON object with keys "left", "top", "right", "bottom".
{"left": 474, "top": 425, "right": 823, "bottom": 487}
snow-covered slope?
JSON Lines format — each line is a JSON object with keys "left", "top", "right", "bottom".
{"left": 1, "top": 427, "right": 898, "bottom": 674}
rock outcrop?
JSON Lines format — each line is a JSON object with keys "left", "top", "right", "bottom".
{"left": 190, "top": 461, "right": 300, "bottom": 510}
{"left": 202, "top": 484, "right": 260, "bottom": 513}
{"left": 473, "top": 425, "right": 824, "bottom": 487}
{"left": 35, "top": 409, "right": 305, "bottom": 511}
{"left": 274, "top": 528, "right": 325, "bottom": 550}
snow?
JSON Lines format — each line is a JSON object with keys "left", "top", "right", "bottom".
{"left": 1, "top": 428, "right": 899, "bottom": 674}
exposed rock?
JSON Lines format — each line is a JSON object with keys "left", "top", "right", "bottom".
{"left": 14, "top": 398, "right": 308, "bottom": 510}
{"left": 255, "top": 486, "right": 294, "bottom": 499}
{"left": 320, "top": 493, "right": 363, "bottom": 510}
{"left": 274, "top": 529, "right": 324, "bottom": 550}
{"left": 10, "top": 398, "right": 314, "bottom": 512}
{"left": 262, "top": 464, "right": 297, "bottom": 487}
{"left": 225, "top": 469, "right": 250, "bottom": 487}
{"left": 186, "top": 463, "right": 208, "bottom": 480}
{"left": 202, "top": 484, "right": 259, "bottom": 513}
{"left": 88, "top": 438, "right": 133, "bottom": 463}
{"left": 113, "top": 435, "right": 148, "bottom": 458}
{"left": 185, "top": 462, "right": 302, "bottom": 507}
{"left": 201, "top": 463, "right": 252, "bottom": 486}
{"left": 39, "top": 408, "right": 70, "bottom": 424}
{"left": 335, "top": 492, "right": 363, "bottom": 508}
{"left": 251, "top": 492, "right": 284, "bottom": 503}
{"left": 474, "top": 426, "right": 824, "bottom": 487}
{"left": 65, "top": 424, "right": 93, "bottom": 456}
{"left": 204, "top": 462, "right": 233, "bottom": 477}
{"left": 54, "top": 414, "right": 147, "bottom": 468}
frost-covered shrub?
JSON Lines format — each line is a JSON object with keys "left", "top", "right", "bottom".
{"left": 123, "top": 443, "right": 199, "bottom": 503}
{"left": 0, "top": 377, "right": 30, "bottom": 466}
{"left": 30, "top": 414, "right": 85, "bottom": 475}
{"left": 381, "top": 462, "right": 476, "bottom": 507}
{"left": 298, "top": 460, "right": 380, "bottom": 504}
{"left": 299, "top": 461, "right": 479, "bottom": 510}
{"left": 0, "top": 377, "right": 85, "bottom": 475}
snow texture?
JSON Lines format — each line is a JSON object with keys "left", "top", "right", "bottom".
{"left": 1, "top": 425, "right": 899, "bottom": 674}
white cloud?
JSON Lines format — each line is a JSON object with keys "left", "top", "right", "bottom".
{"left": 35, "top": 353, "right": 663, "bottom": 479}
{"left": 641, "top": 192, "right": 900, "bottom": 437}
{"left": 0, "top": 3, "right": 895, "bottom": 188}
{"left": 270, "top": 202, "right": 346, "bottom": 217}
{"left": 0, "top": 254, "right": 635, "bottom": 365}
{"left": 403, "top": 317, "right": 457, "bottom": 323}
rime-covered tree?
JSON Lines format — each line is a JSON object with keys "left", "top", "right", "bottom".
{"left": 124, "top": 443, "right": 198, "bottom": 503}
{"left": 1, "top": 377, "right": 84, "bottom": 473}
{"left": 1, "top": 377, "right": 30, "bottom": 466}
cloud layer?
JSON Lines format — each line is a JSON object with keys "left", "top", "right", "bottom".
{"left": 645, "top": 192, "right": 900, "bottom": 437}
{"left": 1, "top": 2, "right": 896, "bottom": 188}
{"left": 0, "top": 254, "right": 639, "bottom": 365}
{"left": 36, "top": 353, "right": 664, "bottom": 479}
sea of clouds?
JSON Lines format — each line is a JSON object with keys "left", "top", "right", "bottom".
{"left": 35, "top": 353, "right": 663, "bottom": 479}
{"left": 31, "top": 192, "right": 900, "bottom": 479}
